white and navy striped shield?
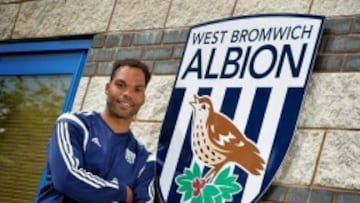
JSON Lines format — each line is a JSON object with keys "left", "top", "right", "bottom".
{"left": 156, "top": 14, "right": 324, "bottom": 203}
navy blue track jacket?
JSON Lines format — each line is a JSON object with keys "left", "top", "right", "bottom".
{"left": 37, "top": 111, "right": 155, "bottom": 203}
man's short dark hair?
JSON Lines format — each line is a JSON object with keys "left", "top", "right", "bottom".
{"left": 111, "top": 59, "right": 152, "bottom": 86}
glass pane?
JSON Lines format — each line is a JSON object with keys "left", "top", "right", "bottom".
{"left": 0, "top": 75, "right": 71, "bottom": 202}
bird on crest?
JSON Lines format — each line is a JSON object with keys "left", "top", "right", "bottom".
{"left": 189, "top": 94, "right": 265, "bottom": 182}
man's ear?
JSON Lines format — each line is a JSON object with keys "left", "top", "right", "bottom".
{"left": 105, "top": 82, "right": 110, "bottom": 95}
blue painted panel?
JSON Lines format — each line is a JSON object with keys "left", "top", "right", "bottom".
{"left": 0, "top": 39, "right": 92, "bottom": 53}
{"left": 0, "top": 52, "right": 82, "bottom": 75}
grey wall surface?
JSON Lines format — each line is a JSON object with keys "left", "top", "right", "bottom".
{"left": 0, "top": 0, "right": 359, "bottom": 202}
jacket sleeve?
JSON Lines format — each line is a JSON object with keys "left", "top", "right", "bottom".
{"left": 48, "top": 113, "right": 127, "bottom": 203}
{"left": 132, "top": 153, "right": 156, "bottom": 203}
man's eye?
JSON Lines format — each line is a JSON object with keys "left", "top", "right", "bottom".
{"left": 135, "top": 86, "right": 145, "bottom": 92}
{"left": 116, "top": 83, "right": 125, "bottom": 88}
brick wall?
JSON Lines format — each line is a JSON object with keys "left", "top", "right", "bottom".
{"left": 1, "top": 0, "right": 359, "bottom": 202}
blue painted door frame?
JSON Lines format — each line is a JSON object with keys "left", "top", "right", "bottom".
{"left": 0, "top": 38, "right": 92, "bottom": 200}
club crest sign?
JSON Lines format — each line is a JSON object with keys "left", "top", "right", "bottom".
{"left": 156, "top": 14, "right": 324, "bottom": 203}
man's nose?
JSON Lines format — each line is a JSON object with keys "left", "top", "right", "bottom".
{"left": 122, "top": 88, "right": 133, "bottom": 98}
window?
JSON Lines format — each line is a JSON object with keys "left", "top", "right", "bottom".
{"left": 0, "top": 39, "right": 92, "bottom": 202}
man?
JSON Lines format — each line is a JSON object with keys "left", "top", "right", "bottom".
{"left": 37, "top": 59, "right": 154, "bottom": 203}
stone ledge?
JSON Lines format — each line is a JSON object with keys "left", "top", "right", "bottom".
{"left": 311, "top": 0, "right": 360, "bottom": 16}
{"left": 274, "top": 130, "right": 324, "bottom": 185}
{"left": 137, "top": 75, "right": 176, "bottom": 121}
{"left": 109, "top": 0, "right": 170, "bottom": 31}
{"left": 260, "top": 185, "right": 360, "bottom": 203}
{"left": 13, "top": 0, "right": 114, "bottom": 38}
{"left": 299, "top": 72, "right": 360, "bottom": 129}
{"left": 81, "top": 77, "right": 107, "bottom": 112}
{"left": 314, "top": 130, "right": 360, "bottom": 190}
{"left": 131, "top": 121, "right": 162, "bottom": 153}
{"left": 166, "top": 0, "right": 233, "bottom": 27}
{"left": 0, "top": 4, "right": 18, "bottom": 40}
{"left": 234, "top": 0, "right": 310, "bottom": 15}
{"left": 72, "top": 77, "right": 89, "bottom": 112}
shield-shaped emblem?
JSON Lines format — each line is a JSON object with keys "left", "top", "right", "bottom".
{"left": 156, "top": 14, "right": 324, "bottom": 203}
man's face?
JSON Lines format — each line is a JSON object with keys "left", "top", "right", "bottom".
{"left": 105, "top": 66, "right": 146, "bottom": 120}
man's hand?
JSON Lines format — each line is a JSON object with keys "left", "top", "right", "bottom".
{"left": 125, "top": 186, "right": 134, "bottom": 203}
